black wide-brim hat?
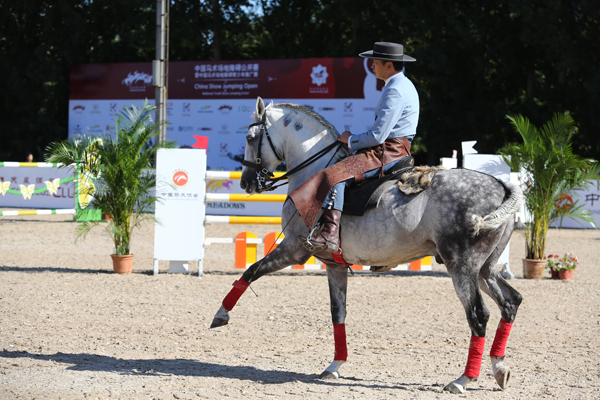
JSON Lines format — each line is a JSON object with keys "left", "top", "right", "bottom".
{"left": 359, "top": 42, "right": 416, "bottom": 62}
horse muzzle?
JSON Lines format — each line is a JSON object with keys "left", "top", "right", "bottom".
{"left": 240, "top": 177, "right": 263, "bottom": 194}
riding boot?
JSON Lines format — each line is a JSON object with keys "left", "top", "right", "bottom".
{"left": 308, "top": 208, "right": 342, "bottom": 252}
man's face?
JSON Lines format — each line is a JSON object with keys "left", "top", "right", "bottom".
{"left": 371, "top": 59, "right": 389, "bottom": 80}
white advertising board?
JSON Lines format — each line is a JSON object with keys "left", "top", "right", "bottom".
{"left": 153, "top": 149, "right": 206, "bottom": 274}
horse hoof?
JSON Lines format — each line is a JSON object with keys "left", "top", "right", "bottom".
{"left": 443, "top": 382, "right": 466, "bottom": 394}
{"left": 318, "top": 370, "right": 340, "bottom": 380}
{"left": 210, "top": 317, "right": 229, "bottom": 329}
{"left": 494, "top": 366, "right": 511, "bottom": 390}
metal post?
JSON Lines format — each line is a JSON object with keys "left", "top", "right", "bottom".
{"left": 154, "top": 0, "right": 169, "bottom": 143}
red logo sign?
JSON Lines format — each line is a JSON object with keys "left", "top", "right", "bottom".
{"left": 173, "top": 171, "right": 189, "bottom": 187}
{"left": 554, "top": 193, "right": 573, "bottom": 213}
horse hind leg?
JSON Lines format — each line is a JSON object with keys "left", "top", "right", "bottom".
{"left": 443, "top": 266, "right": 491, "bottom": 394}
{"left": 484, "top": 285, "right": 521, "bottom": 390}
{"left": 478, "top": 223, "right": 523, "bottom": 390}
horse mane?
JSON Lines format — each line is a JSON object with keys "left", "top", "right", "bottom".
{"left": 273, "top": 103, "right": 340, "bottom": 140}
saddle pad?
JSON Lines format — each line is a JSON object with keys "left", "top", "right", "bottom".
{"left": 343, "top": 157, "right": 415, "bottom": 216}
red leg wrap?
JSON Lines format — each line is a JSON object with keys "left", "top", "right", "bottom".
{"left": 333, "top": 324, "right": 348, "bottom": 361}
{"left": 490, "top": 319, "right": 513, "bottom": 358}
{"left": 464, "top": 336, "right": 485, "bottom": 378}
{"left": 222, "top": 277, "right": 250, "bottom": 311}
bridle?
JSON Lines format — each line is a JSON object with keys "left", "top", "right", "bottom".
{"left": 242, "top": 112, "right": 284, "bottom": 191}
{"left": 242, "top": 110, "right": 344, "bottom": 192}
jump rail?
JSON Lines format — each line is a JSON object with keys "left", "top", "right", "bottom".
{"left": 0, "top": 209, "right": 76, "bottom": 216}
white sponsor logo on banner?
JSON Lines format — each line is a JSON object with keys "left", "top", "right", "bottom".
{"left": 121, "top": 71, "right": 152, "bottom": 92}
{"left": 311, "top": 64, "right": 328, "bottom": 86}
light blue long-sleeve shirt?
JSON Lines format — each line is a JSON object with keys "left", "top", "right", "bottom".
{"left": 349, "top": 71, "right": 419, "bottom": 152}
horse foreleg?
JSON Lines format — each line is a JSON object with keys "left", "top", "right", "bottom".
{"left": 320, "top": 264, "right": 348, "bottom": 379}
{"left": 210, "top": 277, "right": 249, "bottom": 328}
{"left": 444, "top": 271, "right": 490, "bottom": 394}
{"left": 210, "top": 240, "right": 311, "bottom": 329}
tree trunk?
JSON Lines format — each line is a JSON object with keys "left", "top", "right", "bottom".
{"left": 212, "top": 0, "right": 222, "bottom": 60}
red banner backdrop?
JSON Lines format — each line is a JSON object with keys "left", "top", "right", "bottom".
{"left": 70, "top": 58, "right": 368, "bottom": 100}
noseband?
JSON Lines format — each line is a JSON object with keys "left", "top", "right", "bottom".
{"left": 242, "top": 111, "right": 344, "bottom": 192}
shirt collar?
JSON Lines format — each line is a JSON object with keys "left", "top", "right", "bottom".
{"left": 384, "top": 71, "right": 404, "bottom": 87}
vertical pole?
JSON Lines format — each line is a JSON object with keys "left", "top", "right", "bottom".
{"left": 155, "top": 0, "right": 169, "bottom": 143}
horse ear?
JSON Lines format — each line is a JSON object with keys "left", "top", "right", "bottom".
{"left": 256, "top": 97, "right": 265, "bottom": 118}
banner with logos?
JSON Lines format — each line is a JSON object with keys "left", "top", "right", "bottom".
{"left": 69, "top": 57, "right": 387, "bottom": 172}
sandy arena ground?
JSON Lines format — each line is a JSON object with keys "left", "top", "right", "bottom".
{"left": 1, "top": 211, "right": 599, "bottom": 399}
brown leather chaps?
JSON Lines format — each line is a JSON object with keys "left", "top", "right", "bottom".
{"left": 289, "top": 137, "right": 411, "bottom": 230}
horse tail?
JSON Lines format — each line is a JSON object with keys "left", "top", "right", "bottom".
{"left": 472, "top": 181, "right": 523, "bottom": 236}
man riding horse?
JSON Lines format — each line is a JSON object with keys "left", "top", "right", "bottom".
{"left": 214, "top": 42, "right": 522, "bottom": 392}
{"left": 290, "top": 42, "right": 419, "bottom": 253}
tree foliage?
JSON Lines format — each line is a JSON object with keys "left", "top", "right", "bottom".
{"left": 2, "top": 0, "right": 599, "bottom": 165}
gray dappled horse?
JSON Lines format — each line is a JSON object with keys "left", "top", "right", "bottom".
{"left": 211, "top": 97, "right": 523, "bottom": 394}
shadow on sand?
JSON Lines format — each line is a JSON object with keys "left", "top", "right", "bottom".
{"left": 204, "top": 269, "right": 450, "bottom": 278}
{"left": 0, "top": 265, "right": 113, "bottom": 274}
{"left": 1, "top": 265, "right": 450, "bottom": 278}
{"left": 0, "top": 350, "right": 445, "bottom": 392}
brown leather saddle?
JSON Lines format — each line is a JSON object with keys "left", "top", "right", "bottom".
{"left": 342, "top": 156, "right": 415, "bottom": 216}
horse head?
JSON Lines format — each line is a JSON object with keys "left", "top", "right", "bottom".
{"left": 241, "top": 97, "right": 347, "bottom": 194}
{"left": 240, "top": 97, "right": 284, "bottom": 193}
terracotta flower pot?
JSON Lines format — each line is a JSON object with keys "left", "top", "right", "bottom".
{"left": 111, "top": 254, "right": 134, "bottom": 274}
{"left": 558, "top": 269, "right": 574, "bottom": 280}
{"left": 550, "top": 268, "right": 560, "bottom": 279}
{"left": 522, "top": 259, "right": 546, "bottom": 279}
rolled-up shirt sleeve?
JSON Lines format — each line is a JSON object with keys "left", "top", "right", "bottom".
{"left": 349, "top": 87, "right": 404, "bottom": 152}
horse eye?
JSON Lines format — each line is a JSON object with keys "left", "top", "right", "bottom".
{"left": 246, "top": 134, "right": 254, "bottom": 143}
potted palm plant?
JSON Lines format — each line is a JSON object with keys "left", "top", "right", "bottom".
{"left": 45, "top": 101, "right": 173, "bottom": 273}
{"left": 499, "top": 112, "right": 599, "bottom": 279}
